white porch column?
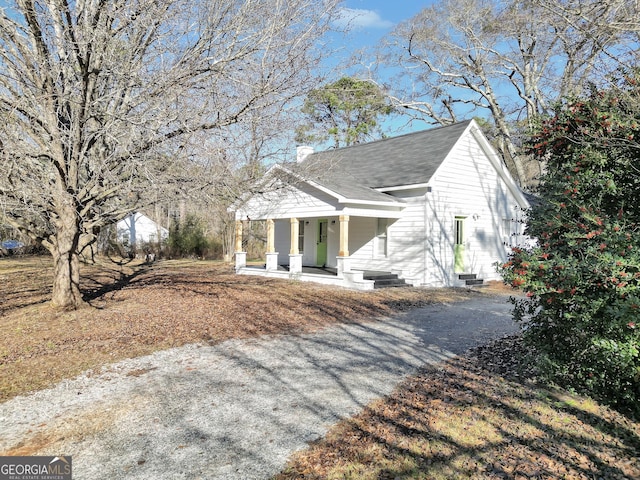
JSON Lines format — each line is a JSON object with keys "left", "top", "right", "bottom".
{"left": 338, "top": 215, "right": 350, "bottom": 257}
{"left": 289, "top": 218, "right": 302, "bottom": 273}
{"left": 289, "top": 217, "right": 299, "bottom": 255}
{"left": 336, "top": 215, "right": 351, "bottom": 277}
{"left": 265, "top": 218, "right": 278, "bottom": 271}
{"left": 266, "top": 219, "right": 275, "bottom": 253}
{"left": 234, "top": 220, "right": 246, "bottom": 270}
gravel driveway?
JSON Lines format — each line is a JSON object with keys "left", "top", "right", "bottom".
{"left": 0, "top": 294, "right": 518, "bottom": 479}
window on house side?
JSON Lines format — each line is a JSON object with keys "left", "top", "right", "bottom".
{"left": 502, "top": 218, "right": 512, "bottom": 246}
{"left": 298, "top": 220, "right": 305, "bottom": 253}
{"left": 376, "top": 218, "right": 387, "bottom": 257}
{"left": 502, "top": 217, "right": 523, "bottom": 247}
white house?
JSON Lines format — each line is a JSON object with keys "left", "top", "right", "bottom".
{"left": 117, "top": 212, "right": 168, "bottom": 248}
{"left": 233, "top": 120, "right": 530, "bottom": 290}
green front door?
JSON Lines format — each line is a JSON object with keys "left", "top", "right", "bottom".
{"left": 454, "top": 216, "right": 465, "bottom": 273}
{"left": 317, "top": 219, "right": 328, "bottom": 266}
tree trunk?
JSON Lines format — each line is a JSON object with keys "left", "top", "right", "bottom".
{"left": 51, "top": 248, "right": 84, "bottom": 309}
{"left": 50, "top": 213, "right": 85, "bottom": 309}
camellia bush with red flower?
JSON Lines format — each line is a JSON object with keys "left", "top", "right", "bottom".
{"left": 499, "top": 72, "right": 640, "bottom": 415}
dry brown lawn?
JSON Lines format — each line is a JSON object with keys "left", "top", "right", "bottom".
{"left": 1, "top": 255, "right": 638, "bottom": 479}
{"left": 276, "top": 344, "right": 640, "bottom": 479}
{"left": 0, "top": 255, "right": 472, "bottom": 401}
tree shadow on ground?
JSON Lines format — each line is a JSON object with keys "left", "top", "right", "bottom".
{"left": 276, "top": 351, "right": 640, "bottom": 480}
{"left": 0, "top": 257, "right": 53, "bottom": 313}
{"left": 81, "top": 261, "right": 152, "bottom": 304}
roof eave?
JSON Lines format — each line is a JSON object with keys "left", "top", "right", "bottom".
{"left": 301, "top": 177, "right": 404, "bottom": 208}
{"left": 375, "top": 182, "right": 431, "bottom": 193}
{"left": 339, "top": 198, "right": 405, "bottom": 208}
{"left": 468, "top": 123, "right": 531, "bottom": 209}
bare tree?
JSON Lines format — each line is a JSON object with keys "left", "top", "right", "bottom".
{"left": 0, "top": 0, "right": 341, "bottom": 309}
{"left": 374, "top": 0, "right": 639, "bottom": 186}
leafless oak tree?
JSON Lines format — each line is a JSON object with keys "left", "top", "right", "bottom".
{"left": 0, "top": 0, "right": 341, "bottom": 308}
{"left": 375, "top": 0, "right": 639, "bottom": 186}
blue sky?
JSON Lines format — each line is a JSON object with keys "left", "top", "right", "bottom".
{"left": 335, "top": 1, "right": 429, "bottom": 53}
{"left": 327, "top": 1, "right": 435, "bottom": 135}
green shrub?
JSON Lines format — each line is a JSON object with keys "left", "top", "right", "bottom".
{"left": 167, "top": 215, "right": 211, "bottom": 258}
{"left": 501, "top": 72, "right": 640, "bottom": 416}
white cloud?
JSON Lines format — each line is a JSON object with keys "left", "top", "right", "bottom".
{"left": 334, "top": 8, "right": 394, "bottom": 30}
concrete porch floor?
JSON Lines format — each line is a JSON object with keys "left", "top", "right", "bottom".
{"left": 239, "top": 265, "right": 408, "bottom": 289}
{"left": 277, "top": 265, "right": 338, "bottom": 276}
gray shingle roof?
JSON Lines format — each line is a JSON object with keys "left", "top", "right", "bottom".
{"left": 296, "top": 121, "right": 472, "bottom": 200}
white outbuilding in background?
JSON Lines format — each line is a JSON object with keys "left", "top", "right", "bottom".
{"left": 117, "top": 213, "right": 168, "bottom": 249}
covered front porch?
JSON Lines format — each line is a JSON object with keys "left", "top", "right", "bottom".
{"left": 232, "top": 165, "right": 408, "bottom": 290}
{"left": 234, "top": 215, "right": 382, "bottom": 290}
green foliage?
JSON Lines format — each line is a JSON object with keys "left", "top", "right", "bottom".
{"left": 167, "top": 215, "right": 211, "bottom": 259}
{"left": 296, "top": 77, "right": 393, "bottom": 148}
{"left": 500, "top": 71, "right": 640, "bottom": 415}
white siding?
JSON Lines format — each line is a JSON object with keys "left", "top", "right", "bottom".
{"left": 348, "top": 193, "right": 429, "bottom": 284}
{"left": 388, "top": 193, "right": 429, "bottom": 283}
{"left": 274, "top": 219, "right": 290, "bottom": 265}
{"left": 237, "top": 182, "right": 341, "bottom": 220}
{"left": 348, "top": 217, "right": 376, "bottom": 265}
{"left": 425, "top": 130, "right": 521, "bottom": 285}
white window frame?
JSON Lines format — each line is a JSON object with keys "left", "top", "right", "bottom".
{"left": 375, "top": 218, "right": 388, "bottom": 258}
{"left": 502, "top": 217, "right": 523, "bottom": 248}
{"left": 297, "top": 220, "right": 305, "bottom": 253}
{"left": 502, "top": 218, "right": 512, "bottom": 247}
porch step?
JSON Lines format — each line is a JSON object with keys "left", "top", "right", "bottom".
{"left": 364, "top": 271, "right": 409, "bottom": 289}
{"left": 458, "top": 273, "right": 484, "bottom": 287}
